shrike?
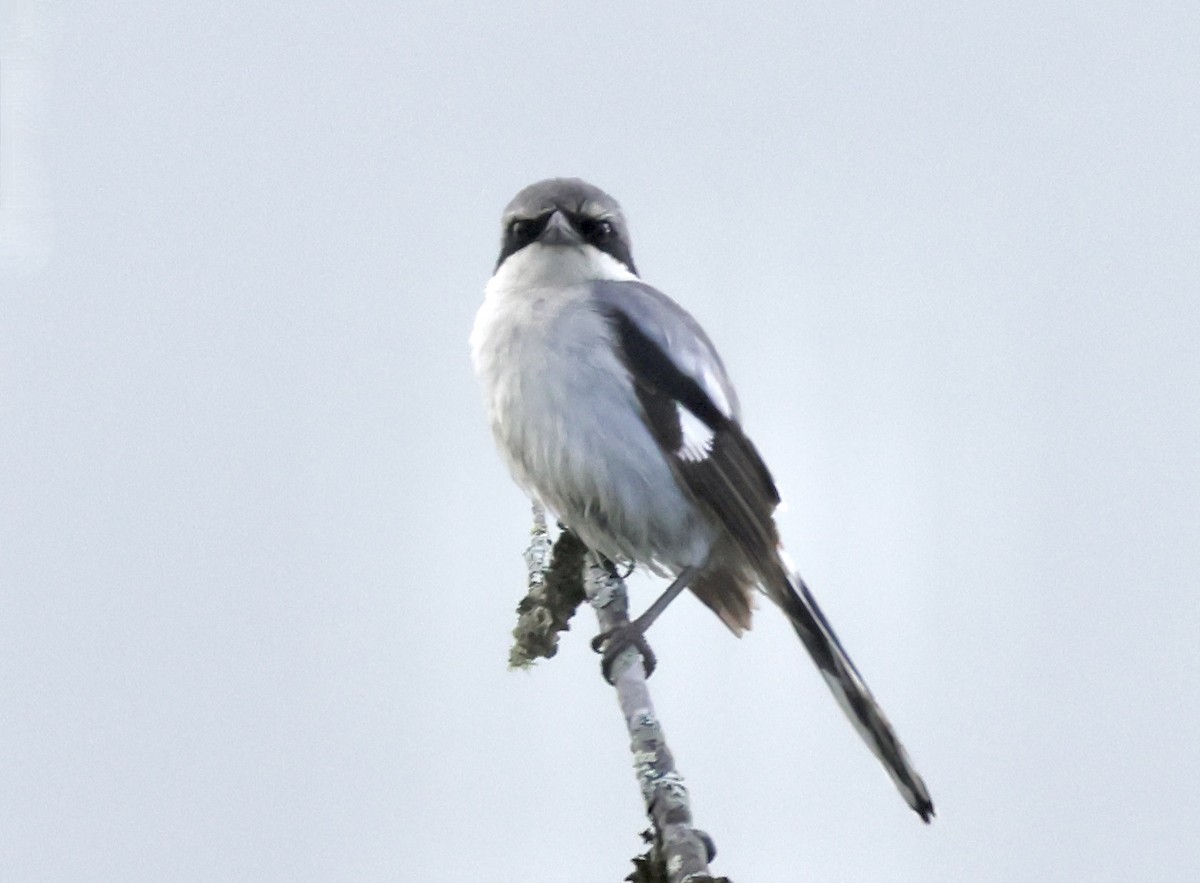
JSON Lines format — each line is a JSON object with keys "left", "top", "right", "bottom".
{"left": 470, "top": 177, "right": 934, "bottom": 821}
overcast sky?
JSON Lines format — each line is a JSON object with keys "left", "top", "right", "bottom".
{"left": 3, "top": 2, "right": 1199, "bottom": 880}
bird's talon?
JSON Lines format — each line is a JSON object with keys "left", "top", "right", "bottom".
{"left": 593, "top": 625, "right": 657, "bottom": 682}
{"left": 590, "top": 631, "right": 611, "bottom": 653}
{"left": 694, "top": 829, "right": 717, "bottom": 862}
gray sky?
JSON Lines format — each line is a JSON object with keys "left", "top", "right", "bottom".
{"left": 3, "top": 2, "right": 1198, "bottom": 880}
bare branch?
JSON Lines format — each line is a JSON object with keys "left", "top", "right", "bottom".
{"left": 516, "top": 502, "right": 728, "bottom": 881}
{"left": 584, "top": 559, "right": 722, "bottom": 883}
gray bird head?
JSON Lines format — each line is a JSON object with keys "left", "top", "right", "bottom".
{"left": 494, "top": 178, "right": 638, "bottom": 276}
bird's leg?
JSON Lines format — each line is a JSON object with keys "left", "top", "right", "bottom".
{"left": 591, "top": 564, "right": 700, "bottom": 682}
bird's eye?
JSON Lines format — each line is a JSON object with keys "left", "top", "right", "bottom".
{"left": 581, "top": 218, "right": 614, "bottom": 242}
{"left": 509, "top": 218, "right": 533, "bottom": 241}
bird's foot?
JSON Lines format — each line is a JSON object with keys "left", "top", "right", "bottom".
{"left": 590, "top": 624, "right": 657, "bottom": 683}
{"left": 693, "top": 829, "right": 717, "bottom": 863}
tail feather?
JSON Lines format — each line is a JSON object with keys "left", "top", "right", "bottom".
{"left": 771, "top": 566, "right": 935, "bottom": 822}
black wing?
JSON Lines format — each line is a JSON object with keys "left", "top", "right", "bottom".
{"left": 600, "top": 291, "right": 936, "bottom": 820}
{"left": 602, "top": 303, "right": 782, "bottom": 579}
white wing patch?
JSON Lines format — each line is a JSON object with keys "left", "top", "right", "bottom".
{"left": 676, "top": 405, "right": 715, "bottom": 462}
{"left": 699, "top": 366, "right": 732, "bottom": 418}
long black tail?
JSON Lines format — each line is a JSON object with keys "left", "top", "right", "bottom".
{"left": 771, "top": 565, "right": 934, "bottom": 821}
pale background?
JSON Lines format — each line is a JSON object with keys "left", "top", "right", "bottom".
{"left": 3, "top": 2, "right": 1198, "bottom": 880}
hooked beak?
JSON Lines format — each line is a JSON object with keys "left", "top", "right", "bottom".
{"left": 539, "top": 209, "right": 579, "bottom": 245}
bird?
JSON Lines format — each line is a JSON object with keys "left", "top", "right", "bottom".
{"left": 470, "top": 177, "right": 934, "bottom": 822}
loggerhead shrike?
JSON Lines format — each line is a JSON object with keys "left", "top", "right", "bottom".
{"left": 470, "top": 178, "right": 934, "bottom": 821}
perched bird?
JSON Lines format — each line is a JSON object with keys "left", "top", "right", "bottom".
{"left": 470, "top": 177, "right": 934, "bottom": 821}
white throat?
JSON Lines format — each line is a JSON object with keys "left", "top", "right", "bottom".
{"left": 489, "top": 242, "right": 637, "bottom": 293}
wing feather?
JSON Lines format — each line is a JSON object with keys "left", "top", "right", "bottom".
{"left": 599, "top": 290, "right": 780, "bottom": 577}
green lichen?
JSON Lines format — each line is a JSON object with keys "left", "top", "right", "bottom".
{"left": 508, "top": 529, "right": 588, "bottom": 668}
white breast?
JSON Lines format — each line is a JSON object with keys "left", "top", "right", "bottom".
{"left": 470, "top": 246, "right": 714, "bottom": 572}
